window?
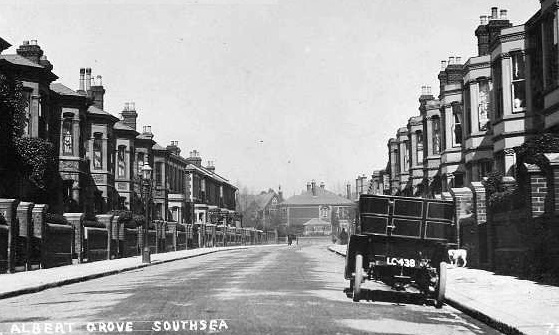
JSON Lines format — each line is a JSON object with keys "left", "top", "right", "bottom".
{"left": 432, "top": 116, "right": 441, "bottom": 154}
{"left": 416, "top": 130, "right": 423, "bottom": 164}
{"left": 511, "top": 52, "right": 526, "bottom": 111}
{"left": 493, "top": 60, "right": 503, "bottom": 119}
{"left": 137, "top": 152, "right": 144, "bottom": 175}
{"left": 478, "top": 80, "right": 490, "bottom": 131}
{"left": 93, "top": 133, "right": 103, "bottom": 170}
{"left": 544, "top": 12, "right": 558, "bottom": 88}
{"left": 393, "top": 148, "right": 400, "bottom": 175}
{"left": 464, "top": 85, "right": 471, "bottom": 135}
{"left": 155, "top": 162, "right": 163, "bottom": 186}
{"left": 117, "top": 145, "right": 126, "bottom": 178}
{"left": 403, "top": 141, "right": 409, "bottom": 171}
{"left": 62, "top": 120, "right": 73, "bottom": 155}
{"left": 452, "top": 105, "right": 463, "bottom": 146}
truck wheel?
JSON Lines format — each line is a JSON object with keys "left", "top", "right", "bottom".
{"left": 353, "top": 254, "right": 364, "bottom": 302}
{"left": 434, "top": 261, "right": 447, "bottom": 308}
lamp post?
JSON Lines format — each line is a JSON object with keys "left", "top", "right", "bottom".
{"left": 141, "top": 163, "right": 152, "bottom": 264}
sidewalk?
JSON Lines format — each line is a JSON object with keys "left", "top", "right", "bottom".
{"left": 328, "top": 244, "right": 559, "bottom": 335}
{"left": 0, "top": 245, "right": 279, "bottom": 300}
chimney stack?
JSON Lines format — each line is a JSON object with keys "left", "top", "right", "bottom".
{"left": 491, "top": 7, "right": 498, "bottom": 20}
{"left": 311, "top": 180, "right": 316, "bottom": 196}
{"left": 85, "top": 68, "right": 92, "bottom": 92}
{"left": 90, "top": 72, "right": 105, "bottom": 109}
{"left": 166, "top": 141, "right": 181, "bottom": 156}
{"left": 500, "top": 9, "right": 507, "bottom": 20}
{"left": 476, "top": 7, "right": 512, "bottom": 56}
{"left": 79, "top": 68, "right": 85, "bottom": 92}
{"left": 448, "top": 56, "right": 455, "bottom": 65}
{"left": 186, "top": 150, "right": 202, "bottom": 167}
{"left": 16, "top": 39, "right": 44, "bottom": 64}
{"left": 456, "top": 56, "right": 462, "bottom": 64}
{"left": 206, "top": 160, "right": 215, "bottom": 172}
{"left": 121, "top": 102, "right": 138, "bottom": 130}
{"left": 306, "top": 182, "right": 311, "bottom": 192}
{"left": 346, "top": 183, "right": 351, "bottom": 200}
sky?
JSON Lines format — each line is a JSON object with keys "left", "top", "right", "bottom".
{"left": 0, "top": 0, "right": 540, "bottom": 197}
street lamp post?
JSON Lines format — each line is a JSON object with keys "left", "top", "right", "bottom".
{"left": 141, "top": 163, "right": 152, "bottom": 264}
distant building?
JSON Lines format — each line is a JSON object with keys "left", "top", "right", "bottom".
{"left": 237, "top": 188, "right": 282, "bottom": 230}
{"left": 280, "top": 181, "right": 355, "bottom": 235}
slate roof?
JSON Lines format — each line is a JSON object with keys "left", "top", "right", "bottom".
{"left": 239, "top": 192, "right": 276, "bottom": 212}
{"left": 50, "top": 83, "right": 82, "bottom": 97}
{"left": 113, "top": 121, "right": 138, "bottom": 134}
{"left": 0, "top": 54, "right": 43, "bottom": 68}
{"left": 282, "top": 187, "right": 354, "bottom": 206}
{"left": 152, "top": 143, "right": 166, "bottom": 151}
{"left": 87, "top": 105, "right": 119, "bottom": 121}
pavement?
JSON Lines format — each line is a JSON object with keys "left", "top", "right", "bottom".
{"left": 0, "top": 244, "right": 279, "bottom": 300}
{"left": 328, "top": 244, "right": 559, "bottom": 335}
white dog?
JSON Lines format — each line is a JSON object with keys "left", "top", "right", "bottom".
{"left": 448, "top": 249, "right": 468, "bottom": 267}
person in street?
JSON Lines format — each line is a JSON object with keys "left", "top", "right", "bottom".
{"left": 339, "top": 228, "right": 348, "bottom": 245}
{"left": 287, "top": 234, "right": 292, "bottom": 246}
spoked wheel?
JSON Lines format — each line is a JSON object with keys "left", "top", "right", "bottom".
{"left": 353, "top": 254, "right": 364, "bottom": 302}
{"left": 434, "top": 261, "right": 447, "bottom": 308}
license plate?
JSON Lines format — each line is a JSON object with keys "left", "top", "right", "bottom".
{"left": 386, "top": 257, "right": 416, "bottom": 267}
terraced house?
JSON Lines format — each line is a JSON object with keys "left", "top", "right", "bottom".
{"left": 0, "top": 37, "right": 239, "bottom": 225}
{"left": 367, "top": 4, "right": 559, "bottom": 279}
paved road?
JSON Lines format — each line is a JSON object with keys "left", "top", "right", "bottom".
{"left": 0, "top": 239, "right": 502, "bottom": 334}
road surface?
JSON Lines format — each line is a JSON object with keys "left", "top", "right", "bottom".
{"left": 0, "top": 238, "right": 502, "bottom": 334}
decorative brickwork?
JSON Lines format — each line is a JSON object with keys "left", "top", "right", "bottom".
{"left": 525, "top": 163, "right": 548, "bottom": 217}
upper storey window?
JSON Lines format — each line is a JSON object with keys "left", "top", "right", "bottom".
{"left": 492, "top": 60, "right": 503, "bottom": 119}
{"left": 511, "top": 52, "right": 526, "bottom": 111}
{"left": 93, "top": 133, "right": 103, "bottom": 170}
{"left": 478, "top": 80, "right": 490, "bottom": 131}
{"left": 544, "top": 11, "right": 558, "bottom": 89}
{"left": 62, "top": 119, "right": 73, "bottom": 155}
{"left": 416, "top": 130, "right": 423, "bottom": 164}
{"left": 403, "top": 141, "right": 409, "bottom": 172}
{"left": 432, "top": 116, "right": 441, "bottom": 155}
{"left": 155, "top": 162, "right": 163, "bottom": 186}
{"left": 452, "top": 104, "right": 463, "bottom": 146}
{"left": 117, "top": 145, "right": 126, "bottom": 178}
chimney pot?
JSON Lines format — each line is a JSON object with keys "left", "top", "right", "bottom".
{"left": 130, "top": 102, "right": 135, "bottom": 111}
{"left": 23, "top": 40, "right": 29, "bottom": 45}
{"left": 456, "top": 56, "right": 462, "bottom": 64}
{"left": 449, "top": 56, "right": 455, "bottom": 65}
{"left": 491, "top": 7, "right": 498, "bottom": 19}
{"left": 441, "top": 60, "right": 447, "bottom": 70}
{"left": 30, "top": 40, "right": 37, "bottom": 45}
{"left": 500, "top": 9, "right": 507, "bottom": 19}
{"left": 124, "top": 102, "right": 130, "bottom": 111}
{"left": 96, "top": 75, "right": 102, "bottom": 86}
